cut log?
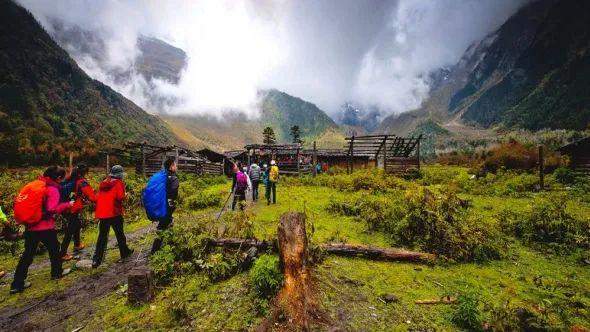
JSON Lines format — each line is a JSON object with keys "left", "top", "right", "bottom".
{"left": 207, "top": 238, "right": 434, "bottom": 263}
{"left": 415, "top": 296, "right": 457, "bottom": 305}
{"left": 320, "top": 243, "right": 435, "bottom": 263}
{"left": 128, "top": 267, "right": 155, "bottom": 305}
{"left": 276, "top": 212, "right": 312, "bottom": 329}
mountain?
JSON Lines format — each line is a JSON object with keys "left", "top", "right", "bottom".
{"left": 164, "top": 89, "right": 344, "bottom": 151}
{"left": 0, "top": 0, "right": 177, "bottom": 164}
{"left": 379, "top": 0, "right": 590, "bottom": 135}
{"left": 337, "top": 102, "right": 382, "bottom": 134}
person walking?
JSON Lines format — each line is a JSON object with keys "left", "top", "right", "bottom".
{"left": 248, "top": 162, "right": 261, "bottom": 201}
{"left": 60, "top": 164, "right": 96, "bottom": 261}
{"left": 150, "top": 157, "right": 179, "bottom": 254}
{"left": 267, "top": 160, "right": 279, "bottom": 205}
{"left": 92, "top": 165, "right": 133, "bottom": 268}
{"left": 11, "top": 166, "right": 72, "bottom": 294}
{"left": 232, "top": 167, "right": 250, "bottom": 210}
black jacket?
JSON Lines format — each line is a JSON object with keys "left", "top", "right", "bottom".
{"left": 166, "top": 172, "right": 179, "bottom": 212}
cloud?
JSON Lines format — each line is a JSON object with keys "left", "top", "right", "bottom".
{"left": 17, "top": 0, "right": 528, "bottom": 118}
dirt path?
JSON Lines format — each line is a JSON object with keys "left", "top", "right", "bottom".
{"left": 0, "top": 225, "right": 154, "bottom": 331}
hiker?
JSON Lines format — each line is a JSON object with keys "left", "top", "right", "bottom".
{"left": 232, "top": 167, "right": 250, "bottom": 211}
{"left": 316, "top": 162, "right": 322, "bottom": 175}
{"left": 11, "top": 166, "right": 73, "bottom": 294}
{"left": 92, "top": 165, "right": 133, "bottom": 268}
{"left": 149, "top": 157, "right": 179, "bottom": 254}
{"left": 60, "top": 163, "right": 96, "bottom": 261}
{"left": 248, "top": 162, "right": 261, "bottom": 201}
{"left": 231, "top": 162, "right": 241, "bottom": 193}
{"left": 267, "top": 160, "right": 279, "bottom": 205}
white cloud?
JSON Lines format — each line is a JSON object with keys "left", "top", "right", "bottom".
{"left": 18, "top": 0, "right": 528, "bottom": 118}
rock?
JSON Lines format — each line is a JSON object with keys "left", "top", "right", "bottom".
{"left": 75, "top": 259, "right": 93, "bottom": 269}
{"left": 380, "top": 293, "right": 399, "bottom": 303}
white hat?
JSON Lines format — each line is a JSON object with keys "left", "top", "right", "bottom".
{"left": 242, "top": 166, "right": 248, "bottom": 172}
{"left": 270, "top": 160, "right": 276, "bottom": 165}
{"left": 263, "top": 164, "right": 268, "bottom": 168}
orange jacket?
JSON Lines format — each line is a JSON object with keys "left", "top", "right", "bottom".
{"left": 70, "top": 178, "right": 96, "bottom": 214}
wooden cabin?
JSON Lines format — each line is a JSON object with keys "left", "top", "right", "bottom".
{"left": 558, "top": 137, "right": 590, "bottom": 174}
{"left": 301, "top": 148, "right": 370, "bottom": 171}
{"left": 110, "top": 143, "right": 224, "bottom": 177}
{"left": 344, "top": 134, "right": 422, "bottom": 174}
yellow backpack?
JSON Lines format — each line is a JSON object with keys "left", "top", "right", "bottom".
{"left": 269, "top": 165, "right": 279, "bottom": 182}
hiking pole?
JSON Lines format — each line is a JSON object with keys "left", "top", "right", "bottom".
{"left": 216, "top": 191, "right": 234, "bottom": 221}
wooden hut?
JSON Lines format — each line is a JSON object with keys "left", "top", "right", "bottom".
{"left": 301, "top": 148, "right": 370, "bottom": 170}
{"left": 244, "top": 143, "right": 310, "bottom": 175}
{"left": 558, "top": 137, "right": 590, "bottom": 174}
{"left": 105, "top": 142, "right": 224, "bottom": 177}
{"left": 344, "top": 134, "right": 422, "bottom": 174}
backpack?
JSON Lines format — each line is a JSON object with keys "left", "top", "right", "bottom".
{"left": 142, "top": 170, "right": 168, "bottom": 221}
{"left": 60, "top": 179, "right": 76, "bottom": 203}
{"left": 236, "top": 172, "right": 248, "bottom": 192}
{"left": 14, "top": 179, "right": 46, "bottom": 225}
{"left": 269, "top": 165, "right": 279, "bottom": 182}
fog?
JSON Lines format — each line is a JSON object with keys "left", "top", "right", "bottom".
{"left": 18, "top": 0, "right": 528, "bottom": 118}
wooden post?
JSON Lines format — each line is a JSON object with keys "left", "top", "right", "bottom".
{"left": 312, "top": 141, "right": 317, "bottom": 177}
{"left": 128, "top": 267, "right": 155, "bottom": 305}
{"left": 538, "top": 145, "right": 544, "bottom": 190}
{"left": 296, "top": 145, "right": 301, "bottom": 177}
{"left": 383, "top": 135, "right": 388, "bottom": 173}
{"left": 106, "top": 154, "right": 110, "bottom": 176}
{"left": 348, "top": 135, "right": 355, "bottom": 174}
{"left": 68, "top": 152, "right": 73, "bottom": 169}
{"left": 417, "top": 138, "right": 421, "bottom": 170}
{"left": 140, "top": 144, "right": 146, "bottom": 177}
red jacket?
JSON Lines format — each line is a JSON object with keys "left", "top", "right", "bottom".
{"left": 28, "top": 177, "right": 71, "bottom": 232}
{"left": 70, "top": 178, "right": 96, "bottom": 214}
{"left": 95, "top": 177, "right": 125, "bottom": 219}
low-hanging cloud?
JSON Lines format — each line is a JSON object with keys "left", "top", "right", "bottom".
{"left": 18, "top": 0, "right": 528, "bottom": 118}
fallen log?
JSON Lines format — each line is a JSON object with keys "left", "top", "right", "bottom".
{"left": 415, "top": 295, "right": 457, "bottom": 305}
{"left": 207, "top": 238, "right": 434, "bottom": 263}
{"left": 320, "top": 243, "right": 435, "bottom": 263}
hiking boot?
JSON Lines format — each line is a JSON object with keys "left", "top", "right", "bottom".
{"left": 74, "top": 243, "right": 86, "bottom": 251}
{"left": 10, "top": 281, "right": 31, "bottom": 294}
{"left": 118, "top": 248, "right": 134, "bottom": 262}
{"left": 61, "top": 253, "right": 73, "bottom": 261}
{"left": 51, "top": 268, "right": 72, "bottom": 280}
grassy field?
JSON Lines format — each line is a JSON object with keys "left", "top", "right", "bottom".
{"left": 1, "top": 166, "right": 589, "bottom": 330}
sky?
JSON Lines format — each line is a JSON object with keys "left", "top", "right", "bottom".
{"left": 18, "top": 0, "right": 528, "bottom": 119}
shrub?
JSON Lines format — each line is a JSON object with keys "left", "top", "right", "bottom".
{"left": 498, "top": 194, "right": 590, "bottom": 251}
{"left": 452, "top": 291, "right": 483, "bottom": 331}
{"left": 185, "top": 191, "right": 222, "bottom": 210}
{"left": 249, "top": 254, "right": 283, "bottom": 298}
{"left": 553, "top": 167, "right": 576, "bottom": 185}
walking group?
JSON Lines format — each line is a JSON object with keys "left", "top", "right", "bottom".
{"left": 230, "top": 160, "right": 280, "bottom": 210}
{"left": 8, "top": 156, "right": 180, "bottom": 294}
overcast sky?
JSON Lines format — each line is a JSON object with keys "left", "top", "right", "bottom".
{"left": 18, "top": 0, "right": 528, "bottom": 118}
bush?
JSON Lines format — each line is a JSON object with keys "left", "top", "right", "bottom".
{"left": 452, "top": 291, "right": 483, "bottom": 331}
{"left": 553, "top": 167, "right": 576, "bottom": 185}
{"left": 498, "top": 194, "right": 590, "bottom": 251}
{"left": 249, "top": 254, "right": 283, "bottom": 298}
{"left": 185, "top": 191, "right": 222, "bottom": 210}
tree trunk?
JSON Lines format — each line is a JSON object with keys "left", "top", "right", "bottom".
{"left": 320, "top": 243, "right": 434, "bottom": 263}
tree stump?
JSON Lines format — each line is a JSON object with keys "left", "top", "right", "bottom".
{"left": 128, "top": 267, "right": 155, "bottom": 305}
{"left": 276, "top": 212, "right": 312, "bottom": 329}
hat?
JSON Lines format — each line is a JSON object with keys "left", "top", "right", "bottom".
{"left": 242, "top": 166, "right": 248, "bottom": 172}
{"left": 109, "top": 165, "right": 125, "bottom": 179}
{"left": 263, "top": 164, "right": 268, "bottom": 168}
{"left": 270, "top": 160, "right": 276, "bottom": 165}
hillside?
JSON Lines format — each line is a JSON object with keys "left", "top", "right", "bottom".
{"left": 0, "top": 0, "right": 177, "bottom": 164}
{"left": 164, "top": 89, "right": 344, "bottom": 151}
{"left": 379, "top": 0, "right": 590, "bottom": 136}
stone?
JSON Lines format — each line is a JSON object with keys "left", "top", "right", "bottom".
{"left": 75, "top": 259, "right": 93, "bottom": 269}
{"left": 380, "top": 293, "right": 399, "bottom": 303}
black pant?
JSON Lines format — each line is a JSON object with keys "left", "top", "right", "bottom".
{"left": 267, "top": 182, "right": 277, "bottom": 203}
{"left": 150, "top": 215, "right": 173, "bottom": 254}
{"left": 60, "top": 213, "right": 81, "bottom": 256}
{"left": 232, "top": 191, "right": 246, "bottom": 210}
{"left": 251, "top": 180, "right": 260, "bottom": 201}
{"left": 12, "top": 230, "right": 62, "bottom": 289}
{"left": 92, "top": 216, "right": 131, "bottom": 266}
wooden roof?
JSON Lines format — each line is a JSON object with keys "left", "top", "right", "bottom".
{"left": 344, "top": 134, "right": 422, "bottom": 158}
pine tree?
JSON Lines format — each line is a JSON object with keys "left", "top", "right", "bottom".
{"left": 263, "top": 126, "right": 276, "bottom": 145}
{"left": 290, "top": 125, "right": 303, "bottom": 144}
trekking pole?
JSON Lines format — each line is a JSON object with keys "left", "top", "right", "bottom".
{"left": 216, "top": 191, "right": 234, "bottom": 221}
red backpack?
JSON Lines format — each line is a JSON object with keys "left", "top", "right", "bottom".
{"left": 14, "top": 179, "right": 46, "bottom": 225}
